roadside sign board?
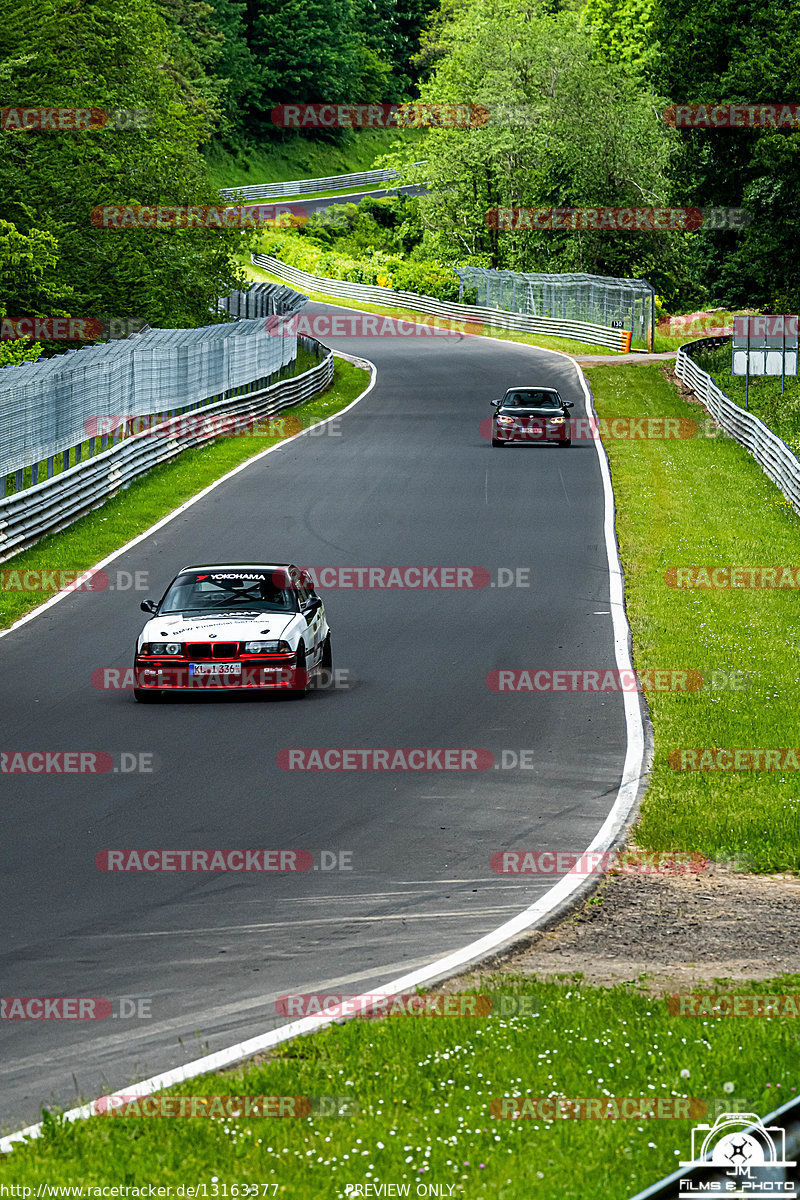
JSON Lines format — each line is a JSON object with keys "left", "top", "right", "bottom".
{"left": 732, "top": 315, "right": 798, "bottom": 376}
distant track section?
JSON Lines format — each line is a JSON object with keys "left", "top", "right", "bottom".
{"left": 220, "top": 162, "right": 426, "bottom": 201}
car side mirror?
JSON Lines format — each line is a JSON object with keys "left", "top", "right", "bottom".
{"left": 491, "top": 399, "right": 502, "bottom": 407}
{"left": 140, "top": 599, "right": 158, "bottom": 614}
{"left": 304, "top": 595, "right": 322, "bottom": 611}
{"left": 564, "top": 401, "right": 574, "bottom": 409}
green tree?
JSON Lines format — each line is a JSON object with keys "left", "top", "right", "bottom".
{"left": 0, "top": 220, "right": 67, "bottom": 362}
{"left": 250, "top": 0, "right": 359, "bottom": 104}
{"left": 0, "top": 0, "right": 244, "bottom": 332}
{"left": 583, "top": 0, "right": 657, "bottom": 74}
{"left": 651, "top": 0, "right": 800, "bottom": 308}
{"left": 206, "top": 0, "right": 260, "bottom": 122}
{"left": 387, "top": 0, "right": 692, "bottom": 302}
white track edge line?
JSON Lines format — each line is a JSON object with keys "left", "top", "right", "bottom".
{"left": 0, "top": 345, "right": 646, "bottom": 1153}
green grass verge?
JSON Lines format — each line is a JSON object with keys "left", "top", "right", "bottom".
{"left": 652, "top": 330, "right": 697, "bottom": 353}
{"left": 3, "top": 974, "right": 797, "bottom": 1196}
{"left": 0, "top": 359, "right": 367, "bottom": 629}
{"left": 246, "top": 261, "right": 623, "bottom": 358}
{"left": 205, "top": 131, "right": 424, "bottom": 194}
{"left": 587, "top": 362, "right": 800, "bottom": 870}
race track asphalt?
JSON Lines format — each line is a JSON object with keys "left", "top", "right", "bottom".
{"left": 0, "top": 307, "right": 635, "bottom": 1130}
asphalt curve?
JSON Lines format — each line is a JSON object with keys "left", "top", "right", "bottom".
{"left": 0, "top": 307, "right": 632, "bottom": 1131}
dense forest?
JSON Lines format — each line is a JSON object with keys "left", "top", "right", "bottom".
{"left": 0, "top": 0, "right": 798, "bottom": 360}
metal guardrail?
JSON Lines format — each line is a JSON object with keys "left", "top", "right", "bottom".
{"left": 220, "top": 162, "right": 427, "bottom": 201}
{"left": 218, "top": 281, "right": 308, "bottom": 319}
{"left": 0, "top": 346, "right": 333, "bottom": 561}
{"left": 676, "top": 336, "right": 800, "bottom": 515}
{"left": 629, "top": 1095, "right": 800, "bottom": 1197}
{"left": 1, "top": 318, "right": 299, "bottom": 489}
{"left": 252, "top": 255, "right": 632, "bottom": 351}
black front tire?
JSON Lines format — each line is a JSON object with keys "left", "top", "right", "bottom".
{"left": 491, "top": 438, "right": 504, "bottom": 447}
{"left": 314, "top": 636, "right": 334, "bottom": 690}
{"left": 559, "top": 439, "right": 572, "bottom": 447}
{"left": 288, "top": 645, "right": 309, "bottom": 698}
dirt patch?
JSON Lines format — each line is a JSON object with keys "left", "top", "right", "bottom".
{"left": 573, "top": 351, "right": 676, "bottom": 366}
{"left": 444, "top": 867, "right": 800, "bottom": 995}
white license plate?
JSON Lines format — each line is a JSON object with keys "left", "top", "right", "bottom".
{"left": 189, "top": 662, "right": 241, "bottom": 675}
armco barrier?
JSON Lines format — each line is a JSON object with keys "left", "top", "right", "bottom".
{"left": 218, "top": 281, "right": 308, "bottom": 319}
{"left": 0, "top": 348, "right": 333, "bottom": 561}
{"left": 676, "top": 337, "right": 800, "bottom": 515}
{"left": 252, "top": 255, "right": 632, "bottom": 351}
{"left": 1, "top": 319, "right": 298, "bottom": 487}
{"left": 220, "top": 163, "right": 427, "bottom": 202}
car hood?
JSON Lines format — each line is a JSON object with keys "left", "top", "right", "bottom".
{"left": 498, "top": 407, "right": 566, "bottom": 417}
{"left": 141, "top": 612, "right": 294, "bottom": 641}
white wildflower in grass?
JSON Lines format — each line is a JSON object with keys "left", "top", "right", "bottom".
{"left": 680, "top": 1069, "right": 691, "bottom": 1079}
{"left": 723, "top": 1082, "right": 735, "bottom": 1093}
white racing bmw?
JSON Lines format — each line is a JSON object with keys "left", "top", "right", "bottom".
{"left": 133, "top": 562, "right": 331, "bottom": 702}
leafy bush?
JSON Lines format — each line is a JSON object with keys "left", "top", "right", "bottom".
{"left": 259, "top": 229, "right": 462, "bottom": 301}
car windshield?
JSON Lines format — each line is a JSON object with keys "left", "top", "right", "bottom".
{"left": 503, "top": 391, "right": 561, "bottom": 408}
{"left": 159, "top": 570, "right": 298, "bottom": 614}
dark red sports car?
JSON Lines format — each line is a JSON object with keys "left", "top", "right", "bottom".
{"left": 490, "top": 386, "right": 574, "bottom": 447}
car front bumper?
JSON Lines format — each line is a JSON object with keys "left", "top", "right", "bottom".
{"left": 133, "top": 660, "right": 308, "bottom": 691}
{"left": 494, "top": 420, "right": 570, "bottom": 443}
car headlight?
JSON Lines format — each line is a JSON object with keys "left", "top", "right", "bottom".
{"left": 549, "top": 416, "right": 566, "bottom": 424}
{"left": 141, "top": 642, "right": 183, "bottom": 655}
{"left": 243, "top": 640, "right": 292, "bottom": 654}
{"left": 496, "top": 415, "right": 515, "bottom": 425}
